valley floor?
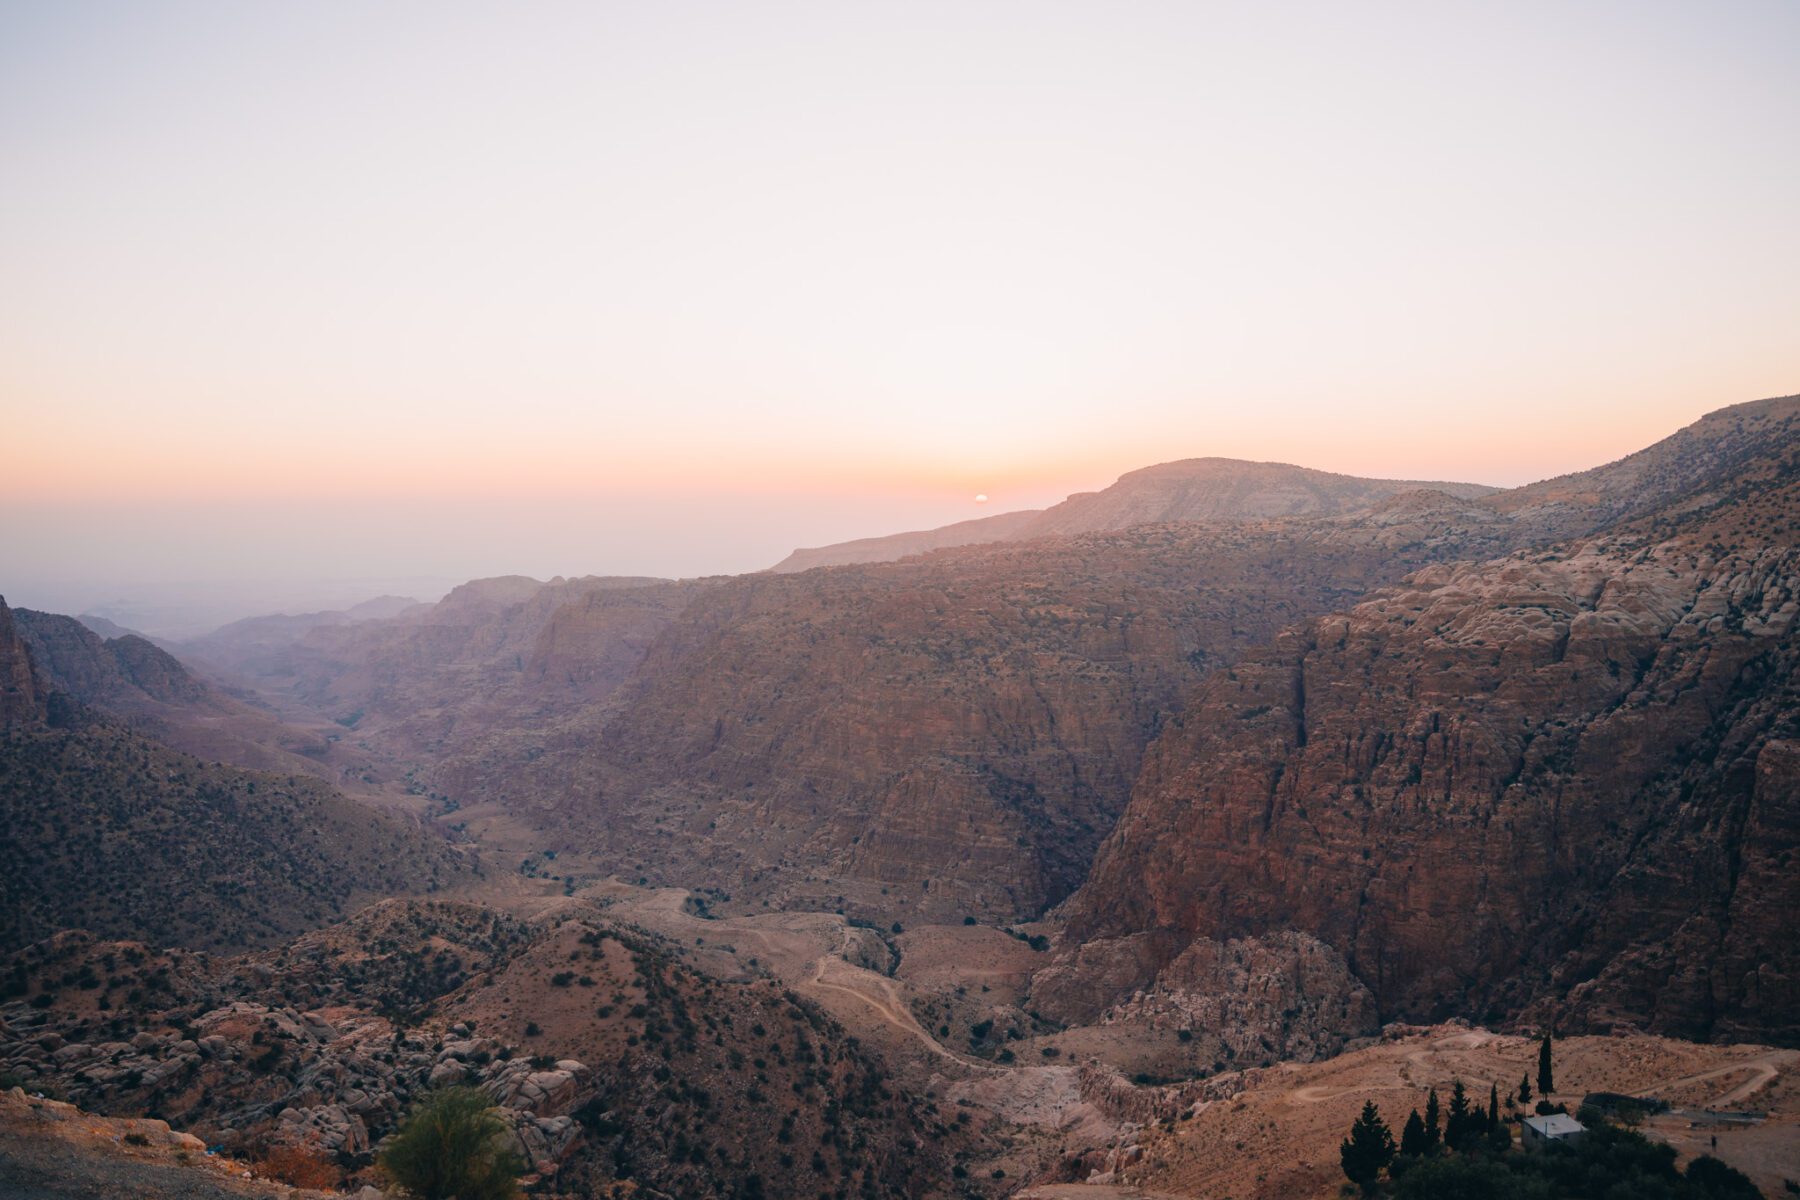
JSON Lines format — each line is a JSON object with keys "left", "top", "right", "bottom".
{"left": 575, "top": 880, "right": 1800, "bottom": 1197}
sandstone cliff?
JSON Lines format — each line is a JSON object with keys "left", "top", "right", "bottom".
{"left": 1060, "top": 434, "right": 1800, "bottom": 1042}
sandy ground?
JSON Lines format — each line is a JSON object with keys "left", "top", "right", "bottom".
{"left": 1078, "top": 1029, "right": 1800, "bottom": 1200}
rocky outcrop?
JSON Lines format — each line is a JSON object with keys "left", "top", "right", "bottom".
{"left": 0, "top": 598, "right": 45, "bottom": 728}
{"left": 1063, "top": 461, "right": 1800, "bottom": 1042}
{"left": 1035, "top": 932, "right": 1378, "bottom": 1067}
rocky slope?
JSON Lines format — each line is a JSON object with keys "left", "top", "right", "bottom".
{"left": 541, "top": 508, "right": 1520, "bottom": 924}
{"left": 1058, "top": 413, "right": 1800, "bottom": 1043}
{"left": 16, "top": 610, "right": 207, "bottom": 710}
{"left": 0, "top": 721, "right": 474, "bottom": 953}
{"left": 772, "top": 508, "right": 1044, "bottom": 573}
{"left": 0, "top": 901, "right": 974, "bottom": 1199}
{"left": 0, "top": 598, "right": 475, "bottom": 954}
{"left": 773, "top": 458, "right": 1497, "bottom": 571}
{"left": 1484, "top": 392, "right": 1800, "bottom": 540}
{"left": 11, "top": 606, "right": 387, "bottom": 782}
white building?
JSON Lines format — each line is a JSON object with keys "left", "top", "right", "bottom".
{"left": 1521, "top": 1113, "right": 1586, "bottom": 1148}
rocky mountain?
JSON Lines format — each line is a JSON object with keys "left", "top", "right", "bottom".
{"left": 16, "top": 610, "right": 207, "bottom": 710}
{"left": 1055, "top": 397, "right": 1800, "bottom": 1044}
{"left": 73, "top": 612, "right": 144, "bottom": 641}
{"left": 10, "top": 606, "right": 378, "bottom": 782}
{"left": 772, "top": 459, "right": 1497, "bottom": 571}
{"left": 0, "top": 597, "right": 474, "bottom": 954}
{"left": 529, "top": 504, "right": 1527, "bottom": 925}
{"left": 771, "top": 508, "right": 1045, "bottom": 573}
{"left": 1021, "top": 459, "right": 1496, "bottom": 537}
{"left": 1484, "top": 393, "right": 1800, "bottom": 540}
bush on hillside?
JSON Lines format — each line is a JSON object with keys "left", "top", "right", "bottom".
{"left": 380, "top": 1086, "right": 521, "bottom": 1200}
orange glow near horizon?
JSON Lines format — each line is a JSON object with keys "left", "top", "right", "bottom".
{"left": 2, "top": 2, "right": 1797, "bottom": 611}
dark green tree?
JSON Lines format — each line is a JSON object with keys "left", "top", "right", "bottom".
{"left": 1518, "top": 1072, "right": 1531, "bottom": 1104}
{"left": 1340, "top": 1099, "right": 1397, "bottom": 1195}
{"left": 1536, "top": 1031, "right": 1554, "bottom": 1096}
{"left": 1398, "top": 1109, "right": 1429, "bottom": 1158}
{"left": 380, "top": 1086, "right": 522, "bottom": 1200}
{"left": 1424, "top": 1087, "right": 1442, "bottom": 1152}
{"left": 1685, "top": 1154, "right": 1762, "bottom": 1199}
{"left": 1483, "top": 1086, "right": 1512, "bottom": 1151}
{"left": 1445, "top": 1079, "right": 1477, "bottom": 1151}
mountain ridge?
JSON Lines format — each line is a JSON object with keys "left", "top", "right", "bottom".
{"left": 773, "top": 457, "right": 1499, "bottom": 572}
{"left": 1048, "top": 399, "right": 1800, "bottom": 1043}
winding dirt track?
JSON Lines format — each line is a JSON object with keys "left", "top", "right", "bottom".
{"left": 804, "top": 933, "right": 1004, "bottom": 1072}
{"left": 1637, "top": 1051, "right": 1796, "bottom": 1108}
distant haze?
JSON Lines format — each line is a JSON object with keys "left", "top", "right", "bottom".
{"left": 2, "top": 2, "right": 1796, "bottom": 631}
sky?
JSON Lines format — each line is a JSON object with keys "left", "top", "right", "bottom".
{"left": 2, "top": 0, "right": 1797, "bottom": 631}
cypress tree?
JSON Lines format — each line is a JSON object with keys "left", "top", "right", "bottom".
{"left": 1519, "top": 1073, "right": 1531, "bottom": 1104}
{"left": 1488, "top": 1082, "right": 1500, "bottom": 1132}
{"left": 1399, "top": 1109, "right": 1428, "bottom": 1158}
{"left": 1446, "top": 1079, "right": 1475, "bottom": 1151}
{"left": 1340, "top": 1099, "right": 1397, "bottom": 1195}
{"left": 1537, "top": 1032, "right": 1555, "bottom": 1096}
{"left": 1424, "top": 1088, "right": 1442, "bottom": 1151}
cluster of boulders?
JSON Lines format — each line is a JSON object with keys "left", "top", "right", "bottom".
{"left": 0, "top": 1001, "right": 594, "bottom": 1178}
{"left": 1097, "top": 932, "right": 1379, "bottom": 1063}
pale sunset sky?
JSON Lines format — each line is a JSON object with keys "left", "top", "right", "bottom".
{"left": 2, "top": 1, "right": 1796, "bottom": 630}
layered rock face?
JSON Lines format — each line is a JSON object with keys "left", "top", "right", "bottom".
{"left": 1064, "top": 461, "right": 1800, "bottom": 1042}
{"left": 0, "top": 599, "right": 45, "bottom": 728}
{"left": 558, "top": 515, "right": 1505, "bottom": 922}
{"left": 16, "top": 609, "right": 207, "bottom": 709}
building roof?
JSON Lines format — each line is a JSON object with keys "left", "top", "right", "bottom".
{"left": 1524, "top": 1114, "right": 1586, "bottom": 1137}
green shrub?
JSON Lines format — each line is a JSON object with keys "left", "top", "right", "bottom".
{"left": 380, "top": 1086, "right": 522, "bottom": 1200}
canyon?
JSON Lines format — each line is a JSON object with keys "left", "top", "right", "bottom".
{"left": 1, "top": 395, "right": 1796, "bottom": 1197}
